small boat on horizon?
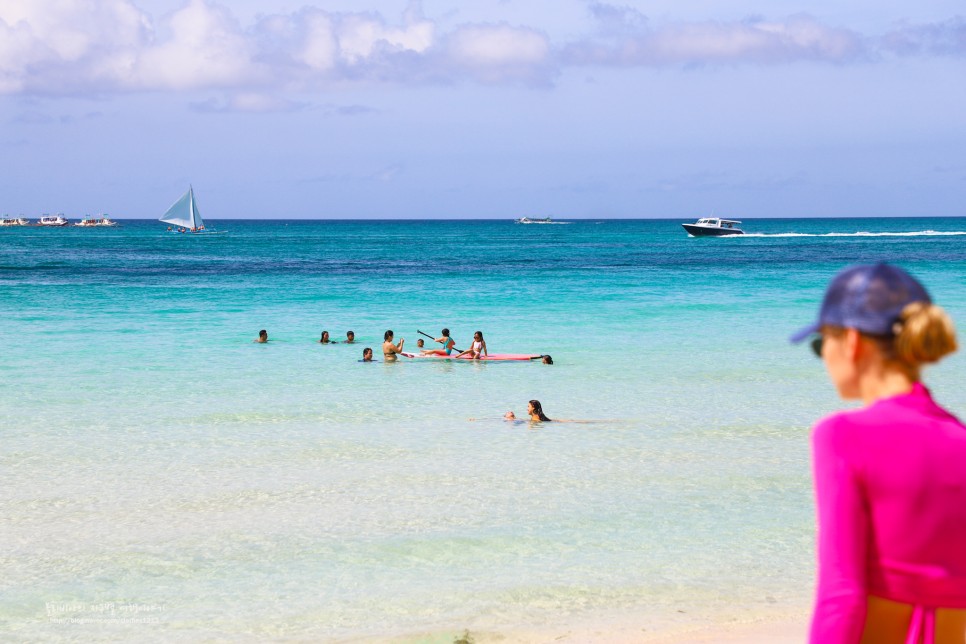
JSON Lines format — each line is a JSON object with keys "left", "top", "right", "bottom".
{"left": 76, "top": 214, "right": 118, "bottom": 227}
{"left": 0, "top": 216, "right": 29, "bottom": 226}
{"left": 38, "top": 214, "right": 69, "bottom": 227}
{"left": 515, "top": 217, "right": 554, "bottom": 224}
{"left": 682, "top": 217, "right": 744, "bottom": 237}
{"left": 160, "top": 186, "right": 222, "bottom": 234}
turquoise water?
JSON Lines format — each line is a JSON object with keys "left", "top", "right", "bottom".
{"left": 3, "top": 218, "right": 966, "bottom": 639}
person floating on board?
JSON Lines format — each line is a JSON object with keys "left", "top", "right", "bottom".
{"left": 254, "top": 329, "right": 268, "bottom": 343}
{"left": 421, "top": 328, "right": 457, "bottom": 356}
{"left": 456, "top": 331, "right": 487, "bottom": 359}
{"left": 382, "top": 330, "right": 406, "bottom": 362}
{"left": 416, "top": 339, "right": 424, "bottom": 348}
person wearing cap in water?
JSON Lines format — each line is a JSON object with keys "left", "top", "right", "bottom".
{"left": 790, "top": 263, "right": 966, "bottom": 644}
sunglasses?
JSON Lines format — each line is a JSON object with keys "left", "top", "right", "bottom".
{"left": 810, "top": 335, "right": 823, "bottom": 358}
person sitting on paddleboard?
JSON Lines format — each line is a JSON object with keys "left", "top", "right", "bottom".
{"left": 422, "top": 328, "right": 456, "bottom": 356}
{"left": 456, "top": 331, "right": 487, "bottom": 359}
{"left": 382, "top": 330, "right": 406, "bottom": 361}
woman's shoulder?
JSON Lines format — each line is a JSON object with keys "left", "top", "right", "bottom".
{"left": 812, "top": 408, "right": 871, "bottom": 452}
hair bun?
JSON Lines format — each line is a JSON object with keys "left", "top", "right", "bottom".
{"left": 895, "top": 302, "right": 957, "bottom": 365}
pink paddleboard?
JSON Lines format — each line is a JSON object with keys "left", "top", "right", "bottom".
{"left": 406, "top": 353, "right": 541, "bottom": 361}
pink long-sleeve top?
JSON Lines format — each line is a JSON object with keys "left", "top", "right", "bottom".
{"left": 810, "top": 383, "right": 966, "bottom": 644}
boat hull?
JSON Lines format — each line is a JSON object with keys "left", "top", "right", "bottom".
{"left": 682, "top": 224, "right": 744, "bottom": 237}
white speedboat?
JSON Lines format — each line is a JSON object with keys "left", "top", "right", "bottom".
{"left": 0, "top": 217, "right": 26, "bottom": 226}
{"left": 682, "top": 217, "right": 744, "bottom": 237}
{"left": 515, "top": 217, "right": 553, "bottom": 224}
{"left": 38, "top": 215, "right": 69, "bottom": 227}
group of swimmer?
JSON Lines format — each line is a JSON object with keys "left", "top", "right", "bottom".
{"left": 379, "top": 328, "right": 488, "bottom": 362}
{"left": 255, "top": 329, "right": 356, "bottom": 344}
{"left": 255, "top": 327, "right": 552, "bottom": 365}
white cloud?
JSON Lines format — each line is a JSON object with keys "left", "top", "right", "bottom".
{"left": 135, "top": 0, "right": 258, "bottom": 90}
{"left": 880, "top": 17, "right": 966, "bottom": 56}
{"left": 443, "top": 23, "right": 552, "bottom": 83}
{"left": 189, "top": 92, "right": 308, "bottom": 113}
{"left": 0, "top": 0, "right": 962, "bottom": 99}
{"left": 563, "top": 13, "right": 864, "bottom": 66}
{"left": 0, "top": 0, "right": 150, "bottom": 93}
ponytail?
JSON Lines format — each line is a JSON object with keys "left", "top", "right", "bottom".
{"left": 894, "top": 302, "right": 957, "bottom": 366}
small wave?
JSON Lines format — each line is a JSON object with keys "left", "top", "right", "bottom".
{"left": 740, "top": 230, "right": 966, "bottom": 238}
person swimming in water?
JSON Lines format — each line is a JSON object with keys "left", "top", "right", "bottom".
{"left": 361, "top": 347, "right": 374, "bottom": 362}
{"left": 527, "top": 400, "right": 551, "bottom": 421}
{"left": 541, "top": 355, "right": 553, "bottom": 364}
{"left": 319, "top": 330, "right": 332, "bottom": 344}
{"left": 382, "top": 330, "right": 406, "bottom": 361}
{"left": 422, "top": 328, "right": 457, "bottom": 356}
{"left": 345, "top": 330, "right": 355, "bottom": 344}
{"left": 255, "top": 329, "right": 268, "bottom": 343}
{"left": 456, "top": 331, "right": 487, "bottom": 359}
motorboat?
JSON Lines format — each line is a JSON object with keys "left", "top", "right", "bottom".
{"left": 515, "top": 217, "right": 553, "bottom": 224}
{"left": 38, "top": 214, "right": 69, "bottom": 227}
{"left": 682, "top": 217, "right": 744, "bottom": 237}
{"left": 0, "top": 217, "right": 28, "bottom": 226}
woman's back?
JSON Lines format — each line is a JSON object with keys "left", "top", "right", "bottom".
{"left": 812, "top": 384, "right": 966, "bottom": 642}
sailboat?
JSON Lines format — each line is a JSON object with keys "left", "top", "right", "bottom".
{"left": 159, "top": 186, "right": 222, "bottom": 234}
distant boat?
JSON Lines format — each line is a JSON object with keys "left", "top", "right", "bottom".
{"left": 76, "top": 214, "right": 118, "bottom": 227}
{"left": 0, "top": 216, "right": 29, "bottom": 226}
{"left": 682, "top": 217, "right": 744, "bottom": 237}
{"left": 515, "top": 217, "right": 553, "bottom": 224}
{"left": 38, "top": 214, "right": 69, "bottom": 227}
{"left": 160, "top": 186, "right": 221, "bottom": 234}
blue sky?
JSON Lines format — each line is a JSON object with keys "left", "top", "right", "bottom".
{"left": 1, "top": 0, "right": 964, "bottom": 219}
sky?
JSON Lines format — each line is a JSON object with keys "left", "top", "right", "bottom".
{"left": 1, "top": 0, "right": 964, "bottom": 219}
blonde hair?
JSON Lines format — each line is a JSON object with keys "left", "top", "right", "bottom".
{"left": 893, "top": 302, "right": 957, "bottom": 366}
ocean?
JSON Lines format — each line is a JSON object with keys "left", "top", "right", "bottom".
{"left": 3, "top": 217, "right": 966, "bottom": 640}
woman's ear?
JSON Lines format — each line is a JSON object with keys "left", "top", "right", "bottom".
{"left": 844, "top": 327, "right": 863, "bottom": 362}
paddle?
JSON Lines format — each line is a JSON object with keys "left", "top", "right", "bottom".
{"left": 417, "top": 329, "right": 463, "bottom": 354}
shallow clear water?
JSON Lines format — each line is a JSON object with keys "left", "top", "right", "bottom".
{"left": 3, "top": 218, "right": 966, "bottom": 639}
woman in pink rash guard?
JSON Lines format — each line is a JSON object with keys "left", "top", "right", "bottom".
{"left": 790, "top": 263, "right": 966, "bottom": 643}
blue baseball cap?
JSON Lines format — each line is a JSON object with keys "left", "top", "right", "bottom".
{"left": 789, "top": 263, "right": 931, "bottom": 343}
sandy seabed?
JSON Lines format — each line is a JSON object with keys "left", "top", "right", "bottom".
{"left": 372, "top": 612, "right": 810, "bottom": 644}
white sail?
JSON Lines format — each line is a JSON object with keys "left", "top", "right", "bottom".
{"left": 159, "top": 186, "right": 206, "bottom": 229}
